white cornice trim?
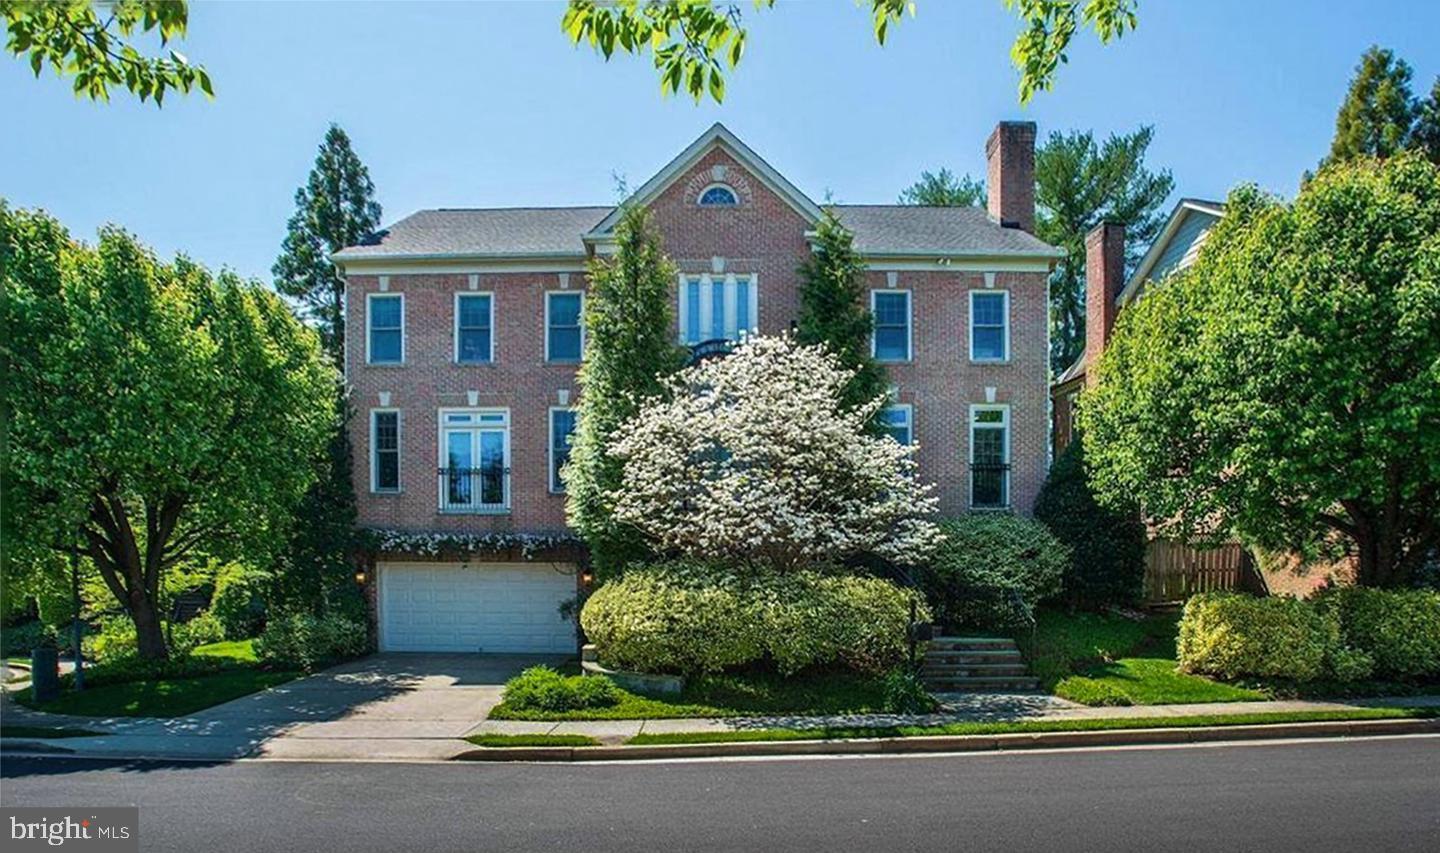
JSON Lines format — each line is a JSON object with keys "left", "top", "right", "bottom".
{"left": 1117, "top": 198, "right": 1225, "bottom": 306}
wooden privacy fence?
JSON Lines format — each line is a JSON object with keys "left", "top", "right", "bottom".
{"left": 1143, "top": 539, "right": 1267, "bottom": 605}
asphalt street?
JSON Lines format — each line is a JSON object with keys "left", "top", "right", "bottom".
{"left": 3, "top": 735, "right": 1439, "bottom": 852}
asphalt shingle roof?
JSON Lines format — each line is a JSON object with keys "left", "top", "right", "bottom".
{"left": 333, "top": 207, "right": 613, "bottom": 260}
{"left": 334, "top": 203, "right": 1061, "bottom": 261}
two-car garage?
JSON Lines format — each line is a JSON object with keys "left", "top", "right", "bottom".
{"left": 376, "top": 561, "right": 578, "bottom": 654}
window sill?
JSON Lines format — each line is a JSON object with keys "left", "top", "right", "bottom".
{"left": 875, "top": 357, "right": 913, "bottom": 365}
{"left": 969, "top": 357, "right": 1011, "bottom": 365}
{"left": 371, "top": 489, "right": 404, "bottom": 497}
{"left": 438, "top": 508, "right": 512, "bottom": 516}
{"left": 365, "top": 362, "right": 406, "bottom": 368}
{"left": 969, "top": 505, "right": 1012, "bottom": 513}
{"left": 544, "top": 360, "right": 582, "bottom": 366}
{"left": 453, "top": 360, "right": 497, "bottom": 367}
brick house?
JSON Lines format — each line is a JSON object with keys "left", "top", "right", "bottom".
{"left": 335, "top": 122, "right": 1062, "bottom": 653}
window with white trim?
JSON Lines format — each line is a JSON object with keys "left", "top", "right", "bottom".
{"left": 455, "top": 293, "right": 494, "bottom": 363}
{"left": 698, "top": 184, "right": 738, "bottom": 206}
{"left": 679, "top": 274, "right": 758, "bottom": 344}
{"left": 546, "top": 292, "right": 583, "bottom": 362}
{"left": 549, "top": 408, "right": 577, "bottom": 493}
{"left": 367, "top": 294, "right": 403, "bottom": 364}
{"left": 970, "top": 291, "right": 1009, "bottom": 361}
{"left": 970, "top": 405, "right": 1010, "bottom": 509}
{"left": 439, "top": 409, "right": 509, "bottom": 512}
{"left": 880, "top": 404, "right": 912, "bottom": 445}
{"left": 872, "top": 291, "right": 911, "bottom": 361}
{"left": 371, "top": 410, "right": 400, "bottom": 493}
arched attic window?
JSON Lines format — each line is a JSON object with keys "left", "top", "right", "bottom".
{"left": 698, "top": 184, "right": 739, "bottom": 206}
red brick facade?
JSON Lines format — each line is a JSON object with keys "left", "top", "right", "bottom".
{"left": 344, "top": 126, "right": 1057, "bottom": 542}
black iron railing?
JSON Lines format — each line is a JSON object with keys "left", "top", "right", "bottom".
{"left": 686, "top": 338, "right": 735, "bottom": 365}
{"left": 438, "top": 466, "right": 508, "bottom": 513}
{"left": 970, "top": 462, "right": 1010, "bottom": 509}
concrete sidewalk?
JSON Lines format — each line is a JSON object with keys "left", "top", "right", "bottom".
{"left": 8, "top": 689, "right": 1439, "bottom": 761}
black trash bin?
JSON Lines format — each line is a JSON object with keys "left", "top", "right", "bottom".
{"left": 30, "top": 644, "right": 60, "bottom": 703}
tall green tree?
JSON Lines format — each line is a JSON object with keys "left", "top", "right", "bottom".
{"left": 3, "top": 206, "right": 335, "bottom": 659}
{"left": 796, "top": 210, "right": 888, "bottom": 418}
{"left": 563, "top": 205, "right": 687, "bottom": 576}
{"left": 2, "top": 0, "right": 211, "bottom": 103}
{"left": 897, "top": 169, "right": 985, "bottom": 206}
{"left": 1325, "top": 46, "right": 1418, "bottom": 166}
{"left": 1412, "top": 77, "right": 1440, "bottom": 165}
{"left": 1080, "top": 155, "right": 1440, "bottom": 588}
{"left": 1036, "top": 126, "right": 1174, "bottom": 372}
{"left": 560, "top": 0, "right": 1137, "bottom": 105}
{"left": 897, "top": 127, "right": 1173, "bottom": 373}
{"left": 273, "top": 124, "right": 382, "bottom": 366}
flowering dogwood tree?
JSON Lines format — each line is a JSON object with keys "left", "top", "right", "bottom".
{"left": 608, "top": 335, "right": 942, "bottom": 570}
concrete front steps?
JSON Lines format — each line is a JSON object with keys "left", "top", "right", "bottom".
{"left": 921, "top": 636, "right": 1039, "bottom": 692}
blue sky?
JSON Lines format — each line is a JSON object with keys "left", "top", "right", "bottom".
{"left": 3, "top": 1, "right": 1437, "bottom": 281}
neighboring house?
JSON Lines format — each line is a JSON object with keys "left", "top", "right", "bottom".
{"left": 334, "top": 122, "right": 1063, "bottom": 653}
{"left": 1051, "top": 198, "right": 1224, "bottom": 453}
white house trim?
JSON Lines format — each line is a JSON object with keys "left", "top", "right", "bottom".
{"left": 436, "top": 407, "right": 512, "bottom": 513}
{"left": 544, "top": 290, "right": 585, "bottom": 363}
{"left": 547, "top": 406, "right": 576, "bottom": 494}
{"left": 968, "top": 289, "right": 1011, "bottom": 363}
{"left": 1117, "top": 198, "right": 1225, "bottom": 307}
{"left": 453, "top": 291, "right": 496, "bottom": 364}
{"left": 369, "top": 408, "right": 401, "bottom": 494}
{"left": 870, "top": 289, "right": 913, "bottom": 363}
{"left": 365, "top": 292, "right": 405, "bottom": 365}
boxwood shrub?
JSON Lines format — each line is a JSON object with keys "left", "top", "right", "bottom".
{"left": 1318, "top": 587, "right": 1440, "bottom": 678}
{"left": 920, "top": 514, "right": 1068, "bottom": 631}
{"left": 502, "top": 666, "right": 620, "bottom": 712}
{"left": 254, "top": 612, "right": 369, "bottom": 672}
{"left": 1177, "top": 593, "right": 1332, "bottom": 681}
{"left": 580, "top": 562, "right": 922, "bottom": 676}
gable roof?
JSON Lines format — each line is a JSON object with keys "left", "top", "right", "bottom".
{"left": 1116, "top": 198, "right": 1224, "bottom": 306}
{"left": 585, "top": 123, "right": 824, "bottom": 240}
{"left": 332, "top": 207, "right": 611, "bottom": 261}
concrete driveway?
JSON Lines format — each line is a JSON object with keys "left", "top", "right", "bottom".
{"left": 8, "top": 653, "right": 569, "bottom": 762}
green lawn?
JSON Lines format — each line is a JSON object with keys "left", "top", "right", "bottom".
{"left": 17, "top": 668, "right": 299, "bottom": 718}
{"left": 489, "top": 670, "right": 893, "bottom": 721}
{"left": 1, "top": 725, "right": 104, "bottom": 739}
{"left": 1024, "top": 609, "right": 1264, "bottom": 706}
{"left": 626, "top": 706, "right": 1439, "bottom": 746}
{"left": 191, "top": 639, "right": 258, "bottom": 663}
{"left": 465, "top": 733, "right": 601, "bottom": 748}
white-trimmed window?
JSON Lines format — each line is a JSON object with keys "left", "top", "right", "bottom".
{"left": 546, "top": 292, "right": 583, "bottom": 362}
{"left": 970, "top": 405, "right": 1010, "bottom": 509}
{"left": 454, "top": 293, "right": 494, "bottom": 363}
{"left": 549, "top": 407, "right": 577, "bottom": 493}
{"left": 370, "top": 409, "right": 401, "bottom": 493}
{"left": 438, "top": 409, "right": 509, "bottom": 512}
{"left": 697, "top": 184, "right": 739, "bottom": 206}
{"left": 872, "top": 291, "right": 912, "bottom": 361}
{"left": 880, "top": 404, "right": 913, "bottom": 445}
{"left": 679, "top": 274, "right": 758, "bottom": 344}
{"left": 970, "top": 290, "right": 1010, "bottom": 362}
{"left": 367, "top": 293, "right": 404, "bottom": 364}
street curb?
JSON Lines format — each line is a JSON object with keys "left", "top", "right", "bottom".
{"left": 450, "top": 717, "right": 1440, "bottom": 762}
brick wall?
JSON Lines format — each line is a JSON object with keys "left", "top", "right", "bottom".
{"left": 347, "top": 146, "right": 1053, "bottom": 536}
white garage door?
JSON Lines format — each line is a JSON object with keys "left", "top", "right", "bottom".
{"left": 378, "top": 561, "right": 578, "bottom": 653}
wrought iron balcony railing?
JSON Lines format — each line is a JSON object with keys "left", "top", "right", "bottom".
{"left": 970, "top": 462, "right": 1010, "bottom": 509}
{"left": 438, "top": 466, "right": 509, "bottom": 513}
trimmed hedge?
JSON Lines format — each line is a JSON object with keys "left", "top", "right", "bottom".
{"left": 1319, "top": 587, "right": 1440, "bottom": 678}
{"left": 580, "top": 563, "right": 922, "bottom": 676}
{"left": 502, "top": 666, "right": 620, "bottom": 712}
{"left": 1178, "top": 593, "right": 1332, "bottom": 681}
{"left": 254, "top": 612, "right": 369, "bottom": 672}
{"left": 920, "top": 515, "right": 1068, "bottom": 631}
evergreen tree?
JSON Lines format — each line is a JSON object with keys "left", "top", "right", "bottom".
{"left": 273, "top": 124, "right": 382, "bottom": 367}
{"left": 1412, "top": 77, "right": 1440, "bottom": 165}
{"left": 898, "top": 169, "right": 985, "bottom": 206}
{"left": 796, "top": 210, "right": 889, "bottom": 418}
{"left": 1035, "top": 127, "right": 1174, "bottom": 373}
{"left": 1325, "top": 46, "right": 1418, "bottom": 166}
{"left": 270, "top": 124, "right": 380, "bottom": 618}
{"left": 564, "top": 205, "right": 686, "bottom": 577}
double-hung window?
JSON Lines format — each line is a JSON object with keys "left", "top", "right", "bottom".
{"left": 549, "top": 408, "right": 577, "bottom": 493}
{"left": 439, "top": 410, "right": 509, "bottom": 512}
{"left": 970, "top": 291, "right": 1009, "bottom": 361}
{"left": 455, "top": 293, "right": 494, "bottom": 363}
{"left": 872, "top": 291, "right": 911, "bottom": 361}
{"left": 367, "top": 294, "right": 404, "bottom": 364}
{"left": 970, "top": 405, "right": 1010, "bottom": 509}
{"left": 880, "top": 404, "right": 913, "bottom": 445}
{"left": 546, "top": 292, "right": 583, "bottom": 362}
{"left": 371, "top": 410, "right": 400, "bottom": 493}
{"left": 678, "top": 274, "right": 757, "bottom": 344}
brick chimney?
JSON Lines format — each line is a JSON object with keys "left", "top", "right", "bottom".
{"left": 985, "top": 121, "right": 1036, "bottom": 233}
{"left": 1084, "top": 221, "right": 1125, "bottom": 386}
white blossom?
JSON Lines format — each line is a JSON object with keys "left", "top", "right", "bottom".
{"left": 607, "top": 335, "right": 942, "bottom": 569}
